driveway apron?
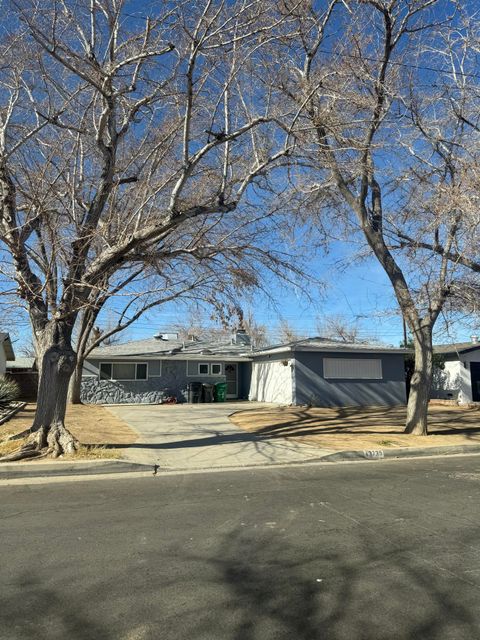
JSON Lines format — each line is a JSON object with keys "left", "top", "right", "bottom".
{"left": 105, "top": 402, "right": 328, "bottom": 470}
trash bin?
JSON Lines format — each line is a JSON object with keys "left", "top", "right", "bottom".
{"left": 214, "top": 381, "right": 227, "bottom": 402}
{"left": 188, "top": 381, "right": 202, "bottom": 403}
{"left": 202, "top": 383, "right": 214, "bottom": 403}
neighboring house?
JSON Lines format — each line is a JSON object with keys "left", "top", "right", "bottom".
{"left": 6, "top": 357, "right": 38, "bottom": 400}
{"left": 431, "top": 338, "right": 480, "bottom": 404}
{"left": 249, "top": 338, "right": 409, "bottom": 407}
{"left": 82, "top": 330, "right": 253, "bottom": 404}
{"left": 0, "top": 333, "right": 15, "bottom": 376}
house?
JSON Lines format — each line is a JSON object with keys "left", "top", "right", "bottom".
{"left": 0, "top": 333, "right": 15, "bottom": 376}
{"left": 249, "top": 338, "right": 409, "bottom": 407}
{"left": 81, "top": 330, "right": 253, "bottom": 404}
{"left": 6, "top": 357, "right": 38, "bottom": 400}
{"left": 82, "top": 332, "right": 410, "bottom": 407}
{"left": 431, "top": 337, "right": 480, "bottom": 404}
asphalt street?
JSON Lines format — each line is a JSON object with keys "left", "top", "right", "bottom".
{"left": 2, "top": 455, "right": 480, "bottom": 639}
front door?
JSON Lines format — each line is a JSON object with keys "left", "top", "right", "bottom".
{"left": 471, "top": 362, "right": 480, "bottom": 402}
{"left": 225, "top": 363, "right": 238, "bottom": 399}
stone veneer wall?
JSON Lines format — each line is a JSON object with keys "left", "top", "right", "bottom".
{"left": 81, "top": 377, "right": 170, "bottom": 404}
{"left": 80, "top": 359, "right": 229, "bottom": 404}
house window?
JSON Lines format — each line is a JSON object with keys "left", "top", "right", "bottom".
{"left": 323, "top": 358, "right": 383, "bottom": 380}
{"left": 136, "top": 363, "right": 148, "bottom": 380}
{"left": 99, "top": 362, "right": 148, "bottom": 380}
{"left": 99, "top": 363, "right": 112, "bottom": 380}
{"left": 186, "top": 362, "right": 225, "bottom": 376}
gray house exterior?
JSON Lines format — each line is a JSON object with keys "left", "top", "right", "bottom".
{"left": 82, "top": 331, "right": 252, "bottom": 404}
{"left": 82, "top": 333, "right": 408, "bottom": 407}
{"left": 249, "top": 338, "right": 408, "bottom": 407}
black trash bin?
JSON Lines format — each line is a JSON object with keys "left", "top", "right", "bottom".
{"left": 188, "top": 381, "right": 202, "bottom": 403}
{"left": 202, "top": 383, "right": 214, "bottom": 403}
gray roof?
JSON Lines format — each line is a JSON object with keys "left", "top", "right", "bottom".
{"left": 88, "top": 335, "right": 253, "bottom": 362}
{"left": 0, "top": 333, "right": 15, "bottom": 360}
{"left": 434, "top": 341, "right": 480, "bottom": 355}
{"left": 252, "top": 337, "right": 410, "bottom": 357}
{"left": 6, "top": 357, "right": 36, "bottom": 370}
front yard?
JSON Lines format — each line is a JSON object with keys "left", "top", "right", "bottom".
{"left": 0, "top": 403, "right": 138, "bottom": 459}
{"left": 229, "top": 404, "right": 480, "bottom": 451}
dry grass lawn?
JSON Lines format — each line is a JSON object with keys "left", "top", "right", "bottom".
{"left": 230, "top": 404, "right": 480, "bottom": 451}
{"left": 0, "top": 403, "right": 138, "bottom": 459}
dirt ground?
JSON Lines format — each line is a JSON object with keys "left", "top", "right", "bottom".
{"left": 229, "top": 404, "right": 480, "bottom": 451}
{"left": 0, "top": 403, "right": 138, "bottom": 458}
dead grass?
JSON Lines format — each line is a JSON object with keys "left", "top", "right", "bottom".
{"left": 0, "top": 403, "right": 137, "bottom": 460}
{"left": 229, "top": 404, "right": 480, "bottom": 451}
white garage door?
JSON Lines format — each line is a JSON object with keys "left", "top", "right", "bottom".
{"left": 249, "top": 360, "right": 293, "bottom": 404}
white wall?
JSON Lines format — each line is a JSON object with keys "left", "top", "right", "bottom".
{"left": 249, "top": 359, "right": 293, "bottom": 404}
{"left": 432, "top": 351, "right": 480, "bottom": 404}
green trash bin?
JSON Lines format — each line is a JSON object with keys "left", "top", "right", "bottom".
{"left": 214, "top": 381, "right": 227, "bottom": 402}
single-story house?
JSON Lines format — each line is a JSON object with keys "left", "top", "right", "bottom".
{"left": 81, "top": 330, "right": 253, "bottom": 404}
{"left": 431, "top": 338, "right": 480, "bottom": 404}
{"left": 249, "top": 338, "right": 409, "bottom": 407}
{"left": 0, "top": 333, "right": 15, "bottom": 376}
{"left": 82, "top": 332, "right": 409, "bottom": 407}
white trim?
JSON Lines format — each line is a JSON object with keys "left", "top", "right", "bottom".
{"left": 99, "top": 361, "right": 149, "bottom": 381}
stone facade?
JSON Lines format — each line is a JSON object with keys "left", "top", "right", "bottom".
{"left": 80, "top": 358, "right": 249, "bottom": 404}
{"left": 81, "top": 377, "right": 169, "bottom": 404}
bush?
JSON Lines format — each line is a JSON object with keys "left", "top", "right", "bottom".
{"left": 0, "top": 377, "right": 20, "bottom": 409}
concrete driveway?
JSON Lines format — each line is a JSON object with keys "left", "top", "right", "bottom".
{"left": 105, "top": 402, "right": 327, "bottom": 471}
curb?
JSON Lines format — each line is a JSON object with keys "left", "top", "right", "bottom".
{"left": 0, "top": 459, "right": 154, "bottom": 480}
{"left": 319, "top": 443, "right": 480, "bottom": 462}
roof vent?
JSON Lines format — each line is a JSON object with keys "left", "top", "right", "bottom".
{"left": 471, "top": 335, "right": 479, "bottom": 344}
{"left": 154, "top": 332, "right": 179, "bottom": 341}
{"left": 233, "top": 329, "right": 251, "bottom": 346}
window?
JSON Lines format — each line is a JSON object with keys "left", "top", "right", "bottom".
{"left": 323, "top": 358, "right": 382, "bottom": 380}
{"left": 99, "top": 363, "right": 112, "bottom": 380}
{"left": 136, "top": 363, "right": 147, "bottom": 380}
{"left": 113, "top": 363, "right": 136, "bottom": 380}
{"left": 186, "top": 362, "right": 225, "bottom": 376}
{"left": 99, "top": 362, "right": 148, "bottom": 380}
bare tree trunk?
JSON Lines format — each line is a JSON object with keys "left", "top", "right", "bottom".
{"left": 32, "top": 322, "right": 78, "bottom": 455}
{"left": 68, "top": 359, "right": 84, "bottom": 405}
{"left": 405, "top": 325, "right": 433, "bottom": 435}
{"left": 0, "top": 321, "right": 79, "bottom": 461}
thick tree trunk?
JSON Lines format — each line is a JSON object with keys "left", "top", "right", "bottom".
{"left": 404, "top": 326, "right": 433, "bottom": 435}
{"left": 0, "top": 322, "right": 79, "bottom": 461}
{"left": 68, "top": 360, "right": 84, "bottom": 405}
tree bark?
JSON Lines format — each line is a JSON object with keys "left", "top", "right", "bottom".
{"left": 31, "top": 323, "right": 78, "bottom": 456}
{"left": 404, "top": 325, "right": 433, "bottom": 435}
{"left": 68, "top": 359, "right": 84, "bottom": 405}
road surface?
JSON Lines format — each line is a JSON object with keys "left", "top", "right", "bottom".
{"left": 2, "top": 455, "right": 480, "bottom": 639}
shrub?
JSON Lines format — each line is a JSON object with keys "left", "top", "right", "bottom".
{"left": 0, "top": 377, "right": 20, "bottom": 409}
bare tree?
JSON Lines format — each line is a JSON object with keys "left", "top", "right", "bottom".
{"left": 0, "top": 1, "right": 293, "bottom": 459}
{"left": 316, "top": 315, "right": 364, "bottom": 343}
{"left": 273, "top": 0, "right": 469, "bottom": 434}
